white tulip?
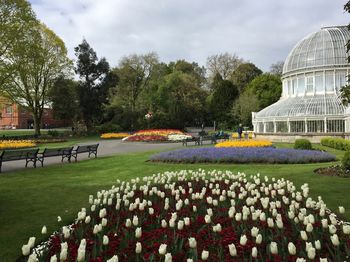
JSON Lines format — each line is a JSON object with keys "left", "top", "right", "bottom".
{"left": 60, "top": 243, "right": 68, "bottom": 260}
{"left": 300, "top": 231, "right": 308, "bottom": 241}
{"left": 135, "top": 242, "right": 142, "bottom": 253}
{"left": 255, "top": 234, "right": 262, "bottom": 244}
{"left": 178, "top": 220, "right": 184, "bottom": 230}
{"left": 306, "top": 223, "right": 313, "bottom": 232}
{"left": 103, "top": 235, "right": 109, "bottom": 245}
{"left": 102, "top": 218, "right": 107, "bottom": 227}
{"left": 161, "top": 219, "right": 167, "bottom": 228}
{"left": 329, "top": 224, "right": 337, "bottom": 234}
{"left": 164, "top": 253, "right": 172, "bottom": 262}
{"left": 307, "top": 247, "right": 316, "bottom": 259}
{"left": 21, "top": 244, "right": 30, "bottom": 256}
{"left": 252, "top": 247, "right": 258, "bottom": 258}
{"left": 228, "top": 243, "right": 237, "bottom": 256}
{"left": 27, "top": 253, "right": 37, "bottom": 262}
{"left": 106, "top": 255, "right": 119, "bottom": 262}
{"left": 319, "top": 258, "right": 328, "bottom": 262}
{"left": 27, "top": 237, "right": 36, "bottom": 249}
{"left": 204, "top": 215, "right": 211, "bottom": 224}
{"left": 296, "top": 258, "right": 306, "bottom": 262}
{"left": 57, "top": 216, "right": 62, "bottom": 222}
{"left": 159, "top": 244, "right": 167, "bottom": 255}
{"left": 133, "top": 215, "right": 139, "bottom": 226}
{"left": 189, "top": 237, "right": 197, "bottom": 248}
{"left": 343, "top": 224, "right": 350, "bottom": 234}
{"left": 169, "top": 219, "right": 175, "bottom": 228}
{"left": 77, "top": 248, "right": 85, "bottom": 262}
{"left": 50, "top": 255, "right": 58, "bottom": 262}
{"left": 315, "top": 240, "right": 321, "bottom": 250}
{"left": 321, "top": 219, "right": 328, "bottom": 228}
{"left": 288, "top": 242, "right": 296, "bottom": 255}
{"left": 270, "top": 242, "right": 278, "bottom": 255}
{"left": 184, "top": 217, "right": 190, "bottom": 226}
{"left": 201, "top": 250, "right": 209, "bottom": 260}
{"left": 149, "top": 208, "right": 154, "bottom": 215}
{"left": 240, "top": 235, "right": 247, "bottom": 246}
{"left": 251, "top": 227, "right": 259, "bottom": 237}
{"left": 330, "top": 234, "right": 340, "bottom": 246}
{"left": 339, "top": 206, "right": 345, "bottom": 214}
{"left": 125, "top": 219, "right": 132, "bottom": 228}
{"left": 235, "top": 213, "right": 242, "bottom": 221}
{"left": 85, "top": 216, "right": 91, "bottom": 224}
{"left": 207, "top": 208, "right": 213, "bottom": 216}
{"left": 41, "top": 225, "right": 47, "bottom": 234}
{"left": 135, "top": 227, "right": 142, "bottom": 238}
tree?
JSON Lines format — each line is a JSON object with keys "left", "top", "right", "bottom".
{"left": 230, "top": 62, "right": 262, "bottom": 93}
{"left": 206, "top": 53, "right": 243, "bottom": 82}
{"left": 1, "top": 22, "right": 72, "bottom": 135}
{"left": 49, "top": 76, "right": 79, "bottom": 122}
{"left": 340, "top": 1, "right": 350, "bottom": 105}
{"left": 111, "top": 53, "right": 159, "bottom": 129}
{"left": 0, "top": 0, "right": 38, "bottom": 88}
{"left": 270, "top": 61, "right": 284, "bottom": 77}
{"left": 208, "top": 73, "right": 239, "bottom": 128}
{"left": 245, "top": 73, "right": 282, "bottom": 109}
{"left": 153, "top": 71, "right": 207, "bottom": 128}
{"left": 231, "top": 92, "right": 260, "bottom": 127}
{"left": 74, "top": 39, "right": 114, "bottom": 131}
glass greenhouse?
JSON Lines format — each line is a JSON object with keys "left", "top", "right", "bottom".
{"left": 252, "top": 26, "right": 350, "bottom": 135}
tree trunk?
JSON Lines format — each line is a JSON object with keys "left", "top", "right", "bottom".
{"left": 33, "top": 113, "right": 41, "bottom": 136}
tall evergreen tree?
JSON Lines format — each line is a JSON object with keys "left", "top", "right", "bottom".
{"left": 74, "top": 39, "right": 114, "bottom": 131}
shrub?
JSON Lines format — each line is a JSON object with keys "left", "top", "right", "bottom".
{"left": 321, "top": 137, "right": 350, "bottom": 151}
{"left": 47, "top": 129, "right": 59, "bottom": 137}
{"left": 342, "top": 151, "right": 350, "bottom": 170}
{"left": 294, "top": 139, "right": 312, "bottom": 150}
{"left": 96, "top": 122, "right": 121, "bottom": 134}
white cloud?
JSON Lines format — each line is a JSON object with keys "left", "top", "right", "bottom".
{"left": 29, "top": 0, "right": 349, "bottom": 71}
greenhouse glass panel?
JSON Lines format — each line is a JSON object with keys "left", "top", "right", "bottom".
{"left": 327, "top": 119, "right": 344, "bottom": 133}
{"left": 265, "top": 122, "right": 274, "bottom": 133}
{"left": 325, "top": 71, "right": 334, "bottom": 92}
{"left": 276, "top": 122, "right": 288, "bottom": 133}
{"left": 290, "top": 121, "right": 305, "bottom": 133}
{"left": 297, "top": 77, "right": 305, "bottom": 95}
{"left": 315, "top": 72, "right": 324, "bottom": 93}
{"left": 306, "top": 75, "right": 314, "bottom": 94}
{"left": 258, "top": 122, "right": 264, "bottom": 133}
{"left": 307, "top": 120, "right": 324, "bottom": 133}
{"left": 335, "top": 70, "right": 347, "bottom": 91}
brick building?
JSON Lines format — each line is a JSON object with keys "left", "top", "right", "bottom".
{"left": 0, "top": 98, "right": 68, "bottom": 129}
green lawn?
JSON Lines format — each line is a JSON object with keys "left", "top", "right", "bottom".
{"left": 0, "top": 143, "right": 348, "bottom": 261}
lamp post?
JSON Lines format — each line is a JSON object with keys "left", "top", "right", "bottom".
{"left": 145, "top": 112, "right": 152, "bottom": 129}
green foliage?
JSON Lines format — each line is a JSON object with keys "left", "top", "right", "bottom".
{"left": 230, "top": 63, "right": 262, "bottom": 93}
{"left": 47, "top": 129, "right": 59, "bottom": 137}
{"left": 245, "top": 73, "right": 282, "bottom": 108}
{"left": 209, "top": 73, "right": 239, "bottom": 127}
{"left": 342, "top": 151, "right": 350, "bottom": 170}
{"left": 74, "top": 39, "right": 116, "bottom": 131}
{"left": 321, "top": 137, "right": 350, "bottom": 151}
{"left": 294, "top": 139, "right": 312, "bottom": 150}
{"left": 49, "top": 76, "right": 78, "bottom": 121}
{"left": 96, "top": 122, "right": 121, "bottom": 134}
{"left": 231, "top": 92, "right": 260, "bottom": 127}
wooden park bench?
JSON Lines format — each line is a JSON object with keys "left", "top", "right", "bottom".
{"left": 182, "top": 135, "right": 217, "bottom": 146}
{"left": 70, "top": 144, "right": 99, "bottom": 162}
{"left": 36, "top": 147, "right": 74, "bottom": 167}
{"left": 0, "top": 148, "right": 39, "bottom": 172}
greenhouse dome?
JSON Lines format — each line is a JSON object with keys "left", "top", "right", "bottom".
{"left": 252, "top": 26, "right": 350, "bottom": 140}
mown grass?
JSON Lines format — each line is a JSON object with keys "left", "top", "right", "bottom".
{"left": 0, "top": 142, "right": 348, "bottom": 261}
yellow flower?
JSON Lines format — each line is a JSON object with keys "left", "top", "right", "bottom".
{"left": 0, "top": 140, "right": 36, "bottom": 149}
{"left": 215, "top": 140, "right": 272, "bottom": 148}
{"left": 100, "top": 133, "right": 130, "bottom": 139}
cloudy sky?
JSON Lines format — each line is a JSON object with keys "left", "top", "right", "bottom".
{"left": 29, "top": 0, "right": 348, "bottom": 71}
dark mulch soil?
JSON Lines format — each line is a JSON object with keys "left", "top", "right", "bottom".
{"left": 315, "top": 165, "right": 350, "bottom": 178}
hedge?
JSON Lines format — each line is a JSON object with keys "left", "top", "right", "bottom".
{"left": 320, "top": 137, "right": 350, "bottom": 151}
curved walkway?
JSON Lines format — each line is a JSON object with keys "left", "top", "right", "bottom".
{"left": 1, "top": 140, "right": 183, "bottom": 173}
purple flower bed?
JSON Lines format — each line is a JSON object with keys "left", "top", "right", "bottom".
{"left": 150, "top": 147, "right": 336, "bottom": 164}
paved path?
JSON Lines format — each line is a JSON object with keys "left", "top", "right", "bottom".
{"left": 1, "top": 140, "right": 183, "bottom": 173}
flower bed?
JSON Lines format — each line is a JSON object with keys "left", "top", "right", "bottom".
{"left": 124, "top": 129, "right": 191, "bottom": 142}
{"left": 126, "top": 135, "right": 167, "bottom": 142}
{"left": 150, "top": 147, "right": 336, "bottom": 164}
{"left": 21, "top": 170, "right": 350, "bottom": 261}
{"left": 34, "top": 138, "right": 67, "bottom": 144}
{"left": 216, "top": 140, "right": 272, "bottom": 148}
{"left": 0, "top": 140, "right": 36, "bottom": 150}
{"left": 100, "top": 133, "right": 130, "bottom": 139}
{"left": 232, "top": 132, "right": 253, "bottom": 139}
